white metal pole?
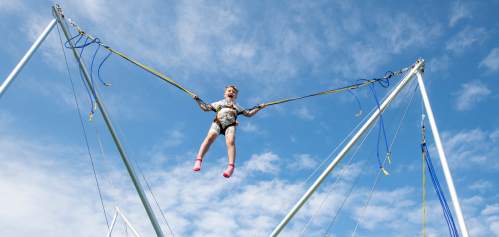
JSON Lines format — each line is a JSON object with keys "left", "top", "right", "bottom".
{"left": 115, "top": 206, "right": 142, "bottom": 237}
{"left": 416, "top": 72, "right": 469, "bottom": 237}
{"left": 52, "top": 5, "right": 165, "bottom": 237}
{"left": 106, "top": 212, "right": 119, "bottom": 237}
{"left": 269, "top": 59, "right": 425, "bottom": 237}
{"left": 0, "top": 19, "right": 57, "bottom": 99}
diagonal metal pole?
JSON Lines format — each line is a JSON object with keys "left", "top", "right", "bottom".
{"left": 270, "top": 59, "right": 425, "bottom": 237}
{"left": 52, "top": 5, "right": 165, "bottom": 237}
{"left": 106, "top": 212, "right": 119, "bottom": 237}
{"left": 116, "top": 206, "right": 142, "bottom": 237}
{"left": 0, "top": 19, "right": 57, "bottom": 99}
{"left": 417, "top": 72, "right": 469, "bottom": 237}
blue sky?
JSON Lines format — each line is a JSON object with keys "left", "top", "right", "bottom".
{"left": 0, "top": 0, "right": 498, "bottom": 236}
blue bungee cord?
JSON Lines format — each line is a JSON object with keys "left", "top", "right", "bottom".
{"left": 347, "top": 89, "right": 363, "bottom": 117}
{"left": 356, "top": 71, "right": 393, "bottom": 175}
{"left": 65, "top": 33, "right": 114, "bottom": 120}
{"left": 421, "top": 142, "right": 459, "bottom": 237}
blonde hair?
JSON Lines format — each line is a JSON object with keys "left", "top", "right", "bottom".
{"left": 225, "top": 85, "right": 239, "bottom": 95}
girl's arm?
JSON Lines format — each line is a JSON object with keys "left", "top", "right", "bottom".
{"left": 192, "top": 94, "right": 212, "bottom": 112}
{"left": 243, "top": 104, "right": 266, "bottom": 117}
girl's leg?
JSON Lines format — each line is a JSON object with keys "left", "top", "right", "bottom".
{"left": 194, "top": 132, "right": 218, "bottom": 171}
{"left": 223, "top": 135, "right": 236, "bottom": 178}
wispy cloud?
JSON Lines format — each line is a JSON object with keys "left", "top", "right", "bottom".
{"left": 440, "top": 128, "right": 499, "bottom": 168}
{"left": 479, "top": 47, "right": 499, "bottom": 73}
{"left": 449, "top": 1, "right": 473, "bottom": 27}
{"left": 446, "top": 27, "right": 488, "bottom": 53}
{"left": 294, "top": 105, "right": 314, "bottom": 120}
{"left": 468, "top": 180, "right": 493, "bottom": 193}
{"left": 287, "top": 154, "right": 317, "bottom": 170}
{"left": 453, "top": 80, "right": 491, "bottom": 111}
{"left": 481, "top": 203, "right": 499, "bottom": 216}
{"left": 429, "top": 54, "right": 451, "bottom": 73}
{"left": 243, "top": 152, "right": 280, "bottom": 174}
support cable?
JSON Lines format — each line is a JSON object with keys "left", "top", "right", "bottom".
{"left": 301, "top": 75, "right": 418, "bottom": 236}
{"left": 299, "top": 110, "right": 379, "bottom": 237}
{"left": 55, "top": 23, "right": 109, "bottom": 229}
{"left": 94, "top": 81, "right": 175, "bottom": 237}
{"left": 322, "top": 76, "right": 418, "bottom": 237}
{"left": 61, "top": 17, "right": 128, "bottom": 236}
{"left": 351, "top": 81, "right": 419, "bottom": 237}
{"left": 253, "top": 75, "right": 406, "bottom": 237}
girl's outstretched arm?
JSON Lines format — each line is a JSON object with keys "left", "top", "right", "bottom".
{"left": 243, "top": 104, "right": 266, "bottom": 117}
{"left": 192, "top": 94, "right": 212, "bottom": 111}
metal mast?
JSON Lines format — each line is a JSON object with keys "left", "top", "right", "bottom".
{"left": 270, "top": 59, "right": 425, "bottom": 236}
{"left": 0, "top": 19, "right": 57, "bottom": 99}
{"left": 417, "top": 72, "right": 469, "bottom": 237}
{"left": 52, "top": 5, "right": 165, "bottom": 237}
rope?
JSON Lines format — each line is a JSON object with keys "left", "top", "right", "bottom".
{"left": 421, "top": 104, "right": 459, "bottom": 237}
{"left": 55, "top": 22, "right": 110, "bottom": 229}
{"left": 351, "top": 81, "right": 419, "bottom": 236}
{"left": 254, "top": 74, "right": 406, "bottom": 237}
{"left": 59, "top": 11, "right": 418, "bottom": 113}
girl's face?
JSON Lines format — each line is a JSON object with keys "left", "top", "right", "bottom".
{"left": 224, "top": 88, "right": 238, "bottom": 101}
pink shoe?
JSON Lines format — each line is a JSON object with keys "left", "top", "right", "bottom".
{"left": 223, "top": 164, "right": 234, "bottom": 178}
{"left": 194, "top": 159, "right": 202, "bottom": 171}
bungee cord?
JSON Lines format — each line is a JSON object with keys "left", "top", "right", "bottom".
{"left": 301, "top": 75, "right": 417, "bottom": 237}
{"left": 421, "top": 103, "right": 459, "bottom": 237}
{"left": 254, "top": 74, "right": 407, "bottom": 237}
{"left": 60, "top": 10, "right": 414, "bottom": 117}
{"left": 352, "top": 79, "right": 419, "bottom": 237}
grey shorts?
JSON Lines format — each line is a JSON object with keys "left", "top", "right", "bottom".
{"left": 209, "top": 113, "right": 237, "bottom": 137}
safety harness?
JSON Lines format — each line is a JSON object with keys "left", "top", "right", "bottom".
{"left": 212, "top": 102, "right": 244, "bottom": 136}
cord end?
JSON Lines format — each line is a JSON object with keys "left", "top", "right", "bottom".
{"left": 381, "top": 167, "right": 389, "bottom": 176}
{"left": 356, "top": 110, "right": 363, "bottom": 117}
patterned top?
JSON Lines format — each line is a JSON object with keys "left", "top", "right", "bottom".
{"left": 211, "top": 99, "right": 245, "bottom": 118}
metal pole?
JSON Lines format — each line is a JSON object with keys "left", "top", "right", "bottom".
{"left": 0, "top": 19, "right": 57, "bottom": 99}
{"left": 416, "top": 72, "right": 469, "bottom": 237}
{"left": 270, "top": 59, "right": 425, "bottom": 237}
{"left": 51, "top": 5, "right": 165, "bottom": 237}
{"left": 106, "top": 212, "right": 119, "bottom": 237}
{"left": 116, "top": 206, "right": 142, "bottom": 237}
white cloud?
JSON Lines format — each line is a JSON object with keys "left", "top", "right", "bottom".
{"left": 449, "top": 1, "right": 473, "bottom": 27}
{"left": 332, "top": 161, "right": 368, "bottom": 181}
{"left": 240, "top": 121, "right": 266, "bottom": 135}
{"left": 294, "top": 105, "right": 314, "bottom": 120}
{"left": 428, "top": 54, "right": 451, "bottom": 73}
{"left": 287, "top": 154, "right": 317, "bottom": 170}
{"left": 0, "top": 0, "right": 22, "bottom": 12}
{"left": 244, "top": 152, "right": 280, "bottom": 174}
{"left": 446, "top": 27, "right": 488, "bottom": 53}
{"left": 479, "top": 48, "right": 499, "bottom": 73}
{"left": 440, "top": 128, "right": 499, "bottom": 168}
{"left": 454, "top": 80, "right": 491, "bottom": 111}
{"left": 491, "top": 221, "right": 499, "bottom": 236}
{"left": 482, "top": 204, "right": 499, "bottom": 216}
{"left": 491, "top": 130, "right": 499, "bottom": 142}
{"left": 469, "top": 180, "right": 493, "bottom": 193}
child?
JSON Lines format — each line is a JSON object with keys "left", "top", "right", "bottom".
{"left": 191, "top": 85, "right": 266, "bottom": 178}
